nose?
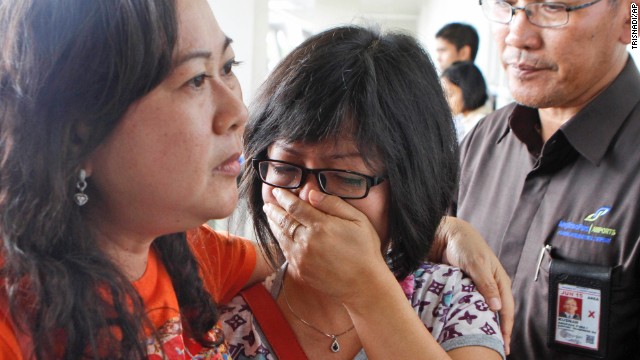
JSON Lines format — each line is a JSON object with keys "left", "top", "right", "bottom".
{"left": 504, "top": 7, "right": 542, "bottom": 50}
{"left": 211, "top": 78, "right": 248, "bottom": 135}
{"left": 297, "top": 173, "right": 322, "bottom": 202}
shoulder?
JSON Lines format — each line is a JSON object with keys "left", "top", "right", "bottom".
{"left": 403, "top": 262, "right": 473, "bottom": 314}
{"left": 405, "top": 262, "right": 504, "bottom": 356}
{"left": 410, "top": 262, "right": 463, "bottom": 284}
{"left": 406, "top": 262, "right": 495, "bottom": 315}
{"left": 468, "top": 103, "right": 516, "bottom": 137}
{"left": 188, "top": 224, "right": 238, "bottom": 247}
{"left": 406, "top": 262, "right": 470, "bottom": 302}
{"left": 459, "top": 103, "right": 517, "bottom": 160}
{"left": 187, "top": 224, "right": 255, "bottom": 267}
{"left": 187, "top": 224, "right": 257, "bottom": 304}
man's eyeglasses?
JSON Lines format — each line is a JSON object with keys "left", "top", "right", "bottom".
{"left": 479, "top": 0, "right": 602, "bottom": 28}
{"left": 252, "top": 159, "right": 386, "bottom": 200}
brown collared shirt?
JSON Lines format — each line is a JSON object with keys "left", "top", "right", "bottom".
{"left": 453, "top": 57, "right": 640, "bottom": 359}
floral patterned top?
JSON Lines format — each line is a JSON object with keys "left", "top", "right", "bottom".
{"left": 219, "top": 262, "right": 505, "bottom": 360}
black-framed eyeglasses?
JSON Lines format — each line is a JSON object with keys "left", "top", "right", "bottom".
{"left": 252, "top": 158, "right": 386, "bottom": 200}
{"left": 479, "top": 0, "right": 602, "bottom": 28}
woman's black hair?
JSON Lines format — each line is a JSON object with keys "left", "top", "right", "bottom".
{"left": 441, "top": 61, "right": 489, "bottom": 112}
{"left": 0, "top": 0, "right": 219, "bottom": 358}
{"left": 241, "top": 26, "right": 459, "bottom": 280}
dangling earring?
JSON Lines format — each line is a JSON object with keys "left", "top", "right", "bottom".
{"left": 74, "top": 169, "right": 89, "bottom": 206}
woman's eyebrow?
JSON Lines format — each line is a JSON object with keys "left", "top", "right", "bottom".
{"left": 175, "top": 50, "right": 212, "bottom": 67}
{"left": 174, "top": 36, "right": 233, "bottom": 67}
{"left": 223, "top": 36, "right": 233, "bottom": 51}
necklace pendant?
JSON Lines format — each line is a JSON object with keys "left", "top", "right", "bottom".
{"left": 330, "top": 336, "right": 340, "bottom": 353}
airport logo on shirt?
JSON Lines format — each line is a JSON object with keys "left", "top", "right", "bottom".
{"left": 555, "top": 206, "right": 617, "bottom": 244}
{"left": 584, "top": 207, "right": 611, "bottom": 222}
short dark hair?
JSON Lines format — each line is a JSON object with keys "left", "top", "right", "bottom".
{"left": 435, "top": 23, "right": 479, "bottom": 62}
{"left": 441, "top": 61, "right": 488, "bottom": 112}
{"left": 241, "top": 26, "right": 459, "bottom": 279}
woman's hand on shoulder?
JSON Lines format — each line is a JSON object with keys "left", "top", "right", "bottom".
{"left": 429, "top": 216, "right": 513, "bottom": 355}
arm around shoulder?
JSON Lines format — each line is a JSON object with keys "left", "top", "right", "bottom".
{"left": 430, "top": 216, "right": 513, "bottom": 354}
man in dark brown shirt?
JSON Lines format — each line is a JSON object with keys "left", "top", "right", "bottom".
{"left": 454, "top": 1, "right": 640, "bottom": 359}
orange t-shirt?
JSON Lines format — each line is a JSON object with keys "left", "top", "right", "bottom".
{"left": 0, "top": 225, "right": 256, "bottom": 359}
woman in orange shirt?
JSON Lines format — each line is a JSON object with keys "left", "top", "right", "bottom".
{"left": 0, "top": 0, "right": 257, "bottom": 358}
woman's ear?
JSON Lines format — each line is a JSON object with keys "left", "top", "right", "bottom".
{"left": 81, "top": 159, "right": 94, "bottom": 177}
{"left": 74, "top": 121, "right": 93, "bottom": 177}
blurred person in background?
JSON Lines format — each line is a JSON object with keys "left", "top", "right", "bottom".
{"left": 441, "top": 61, "right": 491, "bottom": 141}
{"left": 435, "top": 22, "right": 480, "bottom": 71}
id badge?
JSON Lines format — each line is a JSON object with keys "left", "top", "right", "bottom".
{"left": 548, "top": 259, "right": 611, "bottom": 358}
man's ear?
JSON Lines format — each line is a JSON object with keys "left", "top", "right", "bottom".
{"left": 458, "top": 45, "right": 472, "bottom": 62}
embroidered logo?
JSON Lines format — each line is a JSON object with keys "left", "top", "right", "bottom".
{"left": 584, "top": 206, "right": 611, "bottom": 222}
{"left": 555, "top": 206, "right": 617, "bottom": 244}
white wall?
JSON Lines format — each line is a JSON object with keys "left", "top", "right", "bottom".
{"left": 208, "top": 0, "right": 269, "bottom": 103}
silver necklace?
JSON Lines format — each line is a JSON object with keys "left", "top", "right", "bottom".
{"left": 281, "top": 276, "right": 355, "bottom": 353}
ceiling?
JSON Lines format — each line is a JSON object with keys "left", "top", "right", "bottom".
{"left": 271, "top": 0, "right": 424, "bottom": 18}
{"left": 269, "top": 0, "right": 424, "bottom": 33}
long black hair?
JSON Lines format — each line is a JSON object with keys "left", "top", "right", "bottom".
{"left": 0, "top": 0, "right": 218, "bottom": 358}
{"left": 241, "top": 26, "right": 459, "bottom": 280}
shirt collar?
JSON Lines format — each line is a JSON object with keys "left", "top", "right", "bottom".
{"left": 562, "top": 57, "right": 640, "bottom": 165}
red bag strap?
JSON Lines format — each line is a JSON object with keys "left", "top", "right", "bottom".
{"left": 0, "top": 290, "right": 34, "bottom": 359}
{"left": 240, "top": 283, "right": 308, "bottom": 360}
